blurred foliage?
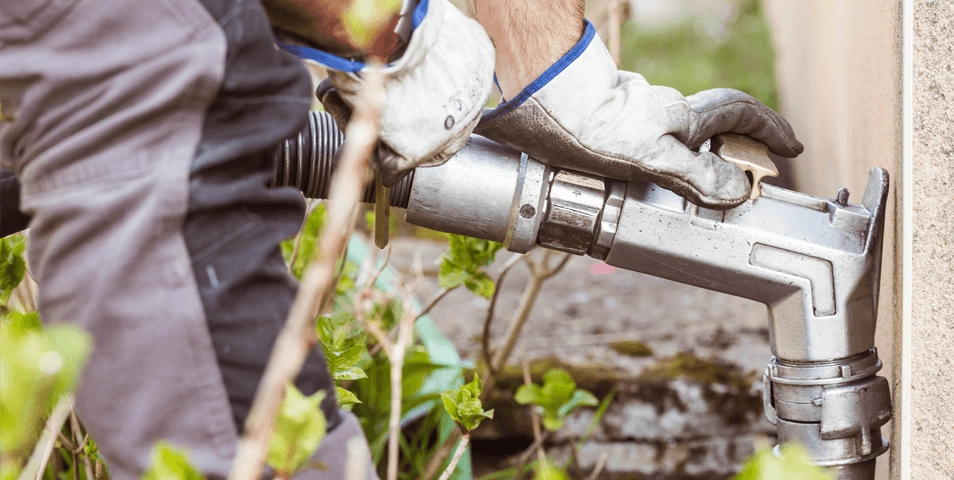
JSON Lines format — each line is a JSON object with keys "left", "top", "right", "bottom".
{"left": 142, "top": 442, "right": 204, "bottom": 480}
{"left": 343, "top": 0, "right": 402, "bottom": 50}
{"left": 515, "top": 369, "right": 599, "bottom": 431}
{"left": 733, "top": 443, "right": 834, "bottom": 480}
{"left": 0, "top": 312, "right": 91, "bottom": 470}
{"left": 267, "top": 386, "right": 328, "bottom": 477}
{"left": 619, "top": 0, "right": 779, "bottom": 110}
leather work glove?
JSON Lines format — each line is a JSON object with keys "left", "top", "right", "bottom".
{"left": 287, "top": 0, "right": 495, "bottom": 186}
{"left": 474, "top": 22, "right": 803, "bottom": 209}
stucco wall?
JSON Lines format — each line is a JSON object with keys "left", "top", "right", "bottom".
{"left": 762, "top": 1, "right": 902, "bottom": 478}
{"left": 908, "top": 0, "right": 954, "bottom": 477}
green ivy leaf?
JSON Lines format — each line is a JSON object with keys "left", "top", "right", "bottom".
{"left": 335, "top": 387, "right": 362, "bottom": 411}
{"left": 142, "top": 442, "right": 204, "bottom": 480}
{"left": 440, "top": 373, "right": 494, "bottom": 432}
{"left": 438, "top": 235, "right": 502, "bottom": 298}
{"left": 515, "top": 369, "right": 598, "bottom": 431}
{"left": 0, "top": 235, "right": 26, "bottom": 305}
{"left": 267, "top": 385, "right": 328, "bottom": 476}
{"left": 734, "top": 443, "right": 833, "bottom": 480}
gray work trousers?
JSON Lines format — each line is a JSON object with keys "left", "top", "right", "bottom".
{"left": 0, "top": 0, "right": 374, "bottom": 478}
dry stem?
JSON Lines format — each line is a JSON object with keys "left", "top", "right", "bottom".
{"left": 521, "top": 356, "right": 547, "bottom": 468}
{"left": 484, "top": 251, "right": 570, "bottom": 390}
{"left": 436, "top": 434, "right": 470, "bottom": 480}
{"left": 585, "top": 452, "right": 610, "bottom": 480}
{"left": 228, "top": 64, "right": 385, "bottom": 480}
{"left": 481, "top": 254, "right": 526, "bottom": 375}
{"left": 19, "top": 395, "right": 73, "bottom": 480}
{"left": 386, "top": 293, "right": 418, "bottom": 480}
{"left": 420, "top": 427, "right": 462, "bottom": 480}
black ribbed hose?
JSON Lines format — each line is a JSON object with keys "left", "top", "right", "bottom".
{"left": 270, "top": 110, "right": 414, "bottom": 208}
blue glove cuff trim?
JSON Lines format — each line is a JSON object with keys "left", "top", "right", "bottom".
{"left": 279, "top": 43, "right": 367, "bottom": 73}
{"left": 479, "top": 20, "right": 596, "bottom": 124}
{"left": 412, "top": 0, "right": 428, "bottom": 28}
{"left": 279, "top": 0, "right": 430, "bottom": 73}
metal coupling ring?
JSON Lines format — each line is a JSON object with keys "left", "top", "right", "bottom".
{"left": 537, "top": 169, "right": 606, "bottom": 255}
{"left": 589, "top": 180, "right": 625, "bottom": 260}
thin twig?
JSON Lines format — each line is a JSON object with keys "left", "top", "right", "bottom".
{"left": 521, "top": 356, "right": 546, "bottom": 468}
{"left": 420, "top": 427, "right": 462, "bottom": 480}
{"left": 365, "top": 244, "right": 392, "bottom": 290}
{"left": 386, "top": 294, "right": 418, "bottom": 480}
{"left": 512, "top": 430, "right": 549, "bottom": 477}
{"left": 228, "top": 64, "right": 385, "bottom": 480}
{"left": 483, "top": 251, "right": 570, "bottom": 392}
{"left": 416, "top": 287, "right": 453, "bottom": 320}
{"left": 436, "top": 434, "right": 470, "bottom": 480}
{"left": 607, "top": 0, "right": 621, "bottom": 66}
{"left": 19, "top": 395, "right": 73, "bottom": 480}
{"left": 69, "top": 407, "right": 94, "bottom": 480}
{"left": 481, "top": 254, "right": 525, "bottom": 375}
{"left": 585, "top": 452, "right": 610, "bottom": 480}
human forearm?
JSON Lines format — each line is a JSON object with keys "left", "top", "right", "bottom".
{"left": 472, "top": 0, "right": 585, "bottom": 99}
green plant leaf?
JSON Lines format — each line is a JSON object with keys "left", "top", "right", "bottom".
{"left": 142, "top": 442, "right": 204, "bottom": 480}
{"left": 316, "top": 312, "right": 368, "bottom": 382}
{"left": 267, "top": 385, "right": 327, "bottom": 476}
{"left": 281, "top": 204, "right": 326, "bottom": 279}
{"left": 335, "top": 387, "right": 362, "bottom": 411}
{"left": 0, "top": 319, "right": 91, "bottom": 456}
{"left": 0, "top": 235, "right": 26, "bottom": 305}
{"left": 438, "top": 235, "right": 502, "bottom": 298}
{"left": 534, "top": 462, "right": 570, "bottom": 480}
{"left": 440, "top": 373, "right": 494, "bottom": 432}
{"left": 463, "top": 271, "right": 495, "bottom": 298}
{"left": 514, "top": 369, "right": 598, "bottom": 432}
{"left": 342, "top": 0, "right": 402, "bottom": 49}
{"left": 734, "top": 443, "right": 833, "bottom": 480}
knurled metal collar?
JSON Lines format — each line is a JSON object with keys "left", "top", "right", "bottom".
{"left": 537, "top": 169, "right": 606, "bottom": 255}
{"left": 767, "top": 348, "right": 882, "bottom": 386}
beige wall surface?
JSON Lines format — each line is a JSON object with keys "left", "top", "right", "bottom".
{"left": 766, "top": 1, "right": 954, "bottom": 478}
{"left": 908, "top": 0, "right": 954, "bottom": 477}
{"left": 763, "top": 1, "right": 902, "bottom": 478}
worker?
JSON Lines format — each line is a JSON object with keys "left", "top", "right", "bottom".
{"left": 0, "top": 0, "right": 802, "bottom": 478}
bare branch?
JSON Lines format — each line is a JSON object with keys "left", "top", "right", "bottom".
{"left": 386, "top": 293, "right": 418, "bottom": 480}
{"left": 585, "top": 452, "right": 610, "bottom": 480}
{"left": 421, "top": 427, "right": 462, "bottom": 480}
{"left": 416, "top": 286, "right": 453, "bottom": 320}
{"left": 20, "top": 395, "right": 73, "bottom": 480}
{"left": 521, "top": 356, "right": 546, "bottom": 468}
{"left": 436, "top": 434, "right": 470, "bottom": 480}
{"left": 481, "top": 254, "right": 525, "bottom": 375}
{"left": 229, "top": 64, "right": 386, "bottom": 480}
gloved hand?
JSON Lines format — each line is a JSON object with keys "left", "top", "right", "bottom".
{"left": 289, "top": 0, "right": 495, "bottom": 186}
{"left": 474, "top": 22, "right": 803, "bottom": 209}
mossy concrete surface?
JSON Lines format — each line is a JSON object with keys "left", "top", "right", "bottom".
{"left": 388, "top": 238, "right": 774, "bottom": 479}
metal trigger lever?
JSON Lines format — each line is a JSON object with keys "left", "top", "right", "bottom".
{"left": 708, "top": 133, "right": 779, "bottom": 200}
